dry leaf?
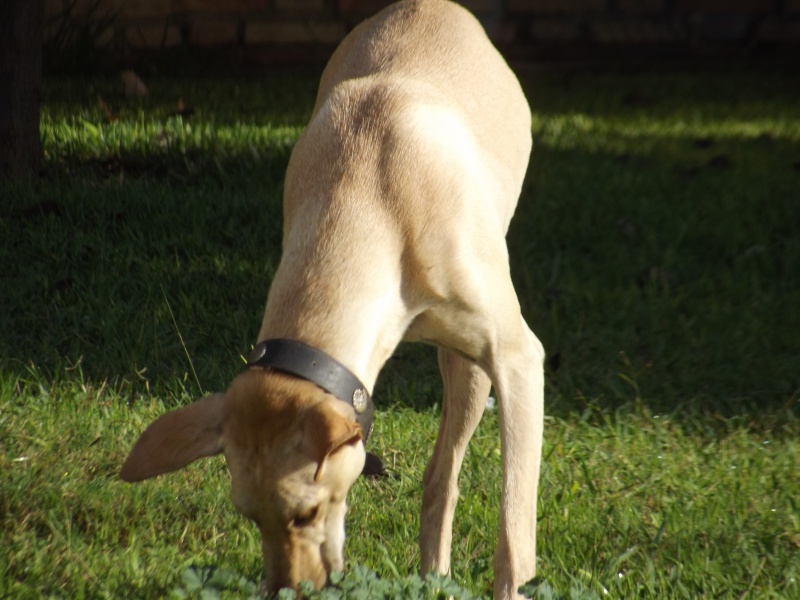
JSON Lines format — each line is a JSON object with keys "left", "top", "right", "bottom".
{"left": 121, "top": 70, "right": 148, "bottom": 97}
{"left": 97, "top": 95, "right": 117, "bottom": 122}
{"left": 170, "top": 97, "right": 195, "bottom": 118}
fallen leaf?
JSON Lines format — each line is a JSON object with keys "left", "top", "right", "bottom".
{"left": 693, "top": 137, "right": 715, "bottom": 149}
{"left": 169, "top": 97, "right": 196, "bottom": 118}
{"left": 97, "top": 95, "right": 117, "bottom": 122}
{"left": 707, "top": 154, "right": 733, "bottom": 169}
{"left": 621, "top": 90, "right": 656, "bottom": 108}
{"left": 616, "top": 217, "right": 640, "bottom": 240}
{"left": 121, "top": 69, "right": 148, "bottom": 97}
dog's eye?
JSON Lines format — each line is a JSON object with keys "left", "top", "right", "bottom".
{"left": 291, "top": 506, "right": 319, "bottom": 528}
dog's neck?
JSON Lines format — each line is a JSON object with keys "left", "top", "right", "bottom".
{"left": 246, "top": 339, "right": 375, "bottom": 443}
{"left": 258, "top": 249, "right": 413, "bottom": 392}
{"left": 256, "top": 90, "right": 437, "bottom": 392}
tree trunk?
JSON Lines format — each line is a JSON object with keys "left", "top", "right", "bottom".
{"left": 0, "top": 0, "right": 45, "bottom": 180}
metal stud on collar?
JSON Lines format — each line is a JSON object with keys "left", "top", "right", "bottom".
{"left": 352, "top": 388, "right": 368, "bottom": 414}
{"left": 247, "top": 343, "right": 267, "bottom": 364}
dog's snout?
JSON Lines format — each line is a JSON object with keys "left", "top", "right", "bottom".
{"left": 259, "top": 569, "right": 328, "bottom": 597}
{"left": 260, "top": 536, "right": 329, "bottom": 596}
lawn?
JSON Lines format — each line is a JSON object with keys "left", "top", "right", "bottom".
{"left": 1, "top": 65, "right": 799, "bottom": 599}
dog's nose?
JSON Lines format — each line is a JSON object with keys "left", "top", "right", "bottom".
{"left": 260, "top": 577, "right": 302, "bottom": 598}
{"left": 259, "top": 562, "right": 327, "bottom": 596}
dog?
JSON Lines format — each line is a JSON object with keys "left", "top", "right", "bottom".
{"left": 120, "top": 1, "right": 544, "bottom": 598}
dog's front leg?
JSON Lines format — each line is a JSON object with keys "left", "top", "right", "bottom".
{"left": 490, "top": 323, "right": 545, "bottom": 600}
{"left": 420, "top": 349, "right": 491, "bottom": 577}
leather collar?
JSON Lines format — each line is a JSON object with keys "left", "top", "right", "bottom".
{"left": 246, "top": 338, "right": 374, "bottom": 443}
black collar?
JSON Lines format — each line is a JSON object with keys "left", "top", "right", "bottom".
{"left": 246, "top": 338, "right": 374, "bottom": 443}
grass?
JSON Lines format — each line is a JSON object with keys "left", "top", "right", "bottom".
{"left": 2, "top": 66, "right": 799, "bottom": 598}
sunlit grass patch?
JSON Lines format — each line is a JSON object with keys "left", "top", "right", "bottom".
{"left": 3, "top": 368, "right": 798, "bottom": 598}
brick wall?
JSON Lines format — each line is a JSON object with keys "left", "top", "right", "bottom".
{"left": 43, "top": 0, "right": 800, "bottom": 63}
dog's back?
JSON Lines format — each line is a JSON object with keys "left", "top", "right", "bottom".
{"left": 313, "top": 0, "right": 531, "bottom": 207}
{"left": 263, "top": 0, "right": 532, "bottom": 371}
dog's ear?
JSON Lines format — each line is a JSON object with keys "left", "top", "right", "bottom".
{"left": 120, "top": 393, "right": 227, "bottom": 482}
{"left": 302, "top": 401, "right": 362, "bottom": 482}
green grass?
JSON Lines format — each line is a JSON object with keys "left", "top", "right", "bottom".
{"left": 2, "top": 67, "right": 799, "bottom": 598}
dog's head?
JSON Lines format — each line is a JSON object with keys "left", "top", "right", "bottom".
{"left": 120, "top": 369, "right": 366, "bottom": 593}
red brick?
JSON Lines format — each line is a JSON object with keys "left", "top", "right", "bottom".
{"left": 339, "top": 0, "right": 498, "bottom": 15}
{"left": 245, "top": 20, "right": 345, "bottom": 44}
{"left": 127, "top": 23, "right": 183, "bottom": 48}
{"left": 617, "top": 0, "right": 664, "bottom": 13}
{"left": 530, "top": 18, "right": 582, "bottom": 41}
{"left": 64, "top": 0, "right": 271, "bottom": 19}
{"left": 676, "top": 0, "right": 772, "bottom": 13}
{"left": 189, "top": 19, "right": 239, "bottom": 45}
{"left": 171, "top": 0, "right": 269, "bottom": 15}
{"left": 692, "top": 13, "right": 753, "bottom": 40}
{"left": 45, "top": 0, "right": 64, "bottom": 19}
{"left": 459, "top": 0, "right": 502, "bottom": 12}
{"left": 485, "top": 20, "right": 518, "bottom": 44}
{"left": 591, "top": 19, "right": 683, "bottom": 42}
{"left": 337, "top": 0, "right": 394, "bottom": 13}
{"left": 276, "top": 0, "right": 326, "bottom": 10}
{"left": 509, "top": 0, "right": 606, "bottom": 15}
{"left": 115, "top": 0, "right": 173, "bottom": 19}
{"left": 116, "top": 0, "right": 169, "bottom": 19}
{"left": 60, "top": 0, "right": 123, "bottom": 17}
{"left": 757, "top": 17, "right": 800, "bottom": 42}
{"left": 95, "top": 25, "right": 116, "bottom": 47}
{"left": 73, "top": 0, "right": 117, "bottom": 16}
{"left": 43, "top": 22, "right": 61, "bottom": 43}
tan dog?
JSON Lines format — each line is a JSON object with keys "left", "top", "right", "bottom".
{"left": 120, "top": 1, "right": 544, "bottom": 598}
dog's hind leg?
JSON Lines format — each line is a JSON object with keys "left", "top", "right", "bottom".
{"left": 487, "top": 320, "right": 545, "bottom": 600}
{"left": 420, "top": 348, "right": 491, "bottom": 578}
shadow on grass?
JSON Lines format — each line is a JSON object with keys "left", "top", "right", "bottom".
{"left": 1, "top": 68, "right": 798, "bottom": 426}
{"left": 509, "top": 129, "right": 799, "bottom": 420}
